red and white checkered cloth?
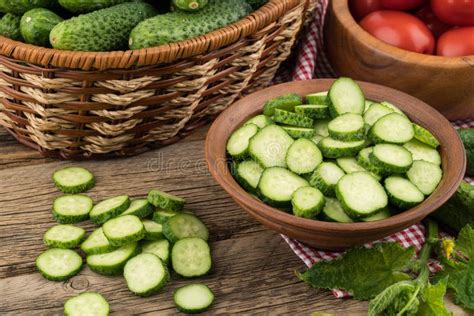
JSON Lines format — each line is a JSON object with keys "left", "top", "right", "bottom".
{"left": 281, "top": 0, "right": 474, "bottom": 299}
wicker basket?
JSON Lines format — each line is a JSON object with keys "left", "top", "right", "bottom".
{"left": 0, "top": 0, "right": 316, "bottom": 159}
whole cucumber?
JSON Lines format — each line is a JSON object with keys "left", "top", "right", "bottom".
{"left": 172, "top": 0, "right": 208, "bottom": 11}
{"left": 50, "top": 2, "right": 158, "bottom": 51}
{"left": 246, "top": 0, "right": 267, "bottom": 9}
{"left": 129, "top": 0, "right": 252, "bottom": 49}
{"left": 0, "top": 13, "right": 22, "bottom": 40}
{"left": 21, "top": 8, "right": 63, "bottom": 47}
{"left": 0, "top": 0, "right": 57, "bottom": 15}
{"left": 58, "top": 0, "right": 129, "bottom": 14}
{"left": 458, "top": 128, "right": 474, "bottom": 176}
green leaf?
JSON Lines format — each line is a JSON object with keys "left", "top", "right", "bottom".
{"left": 297, "top": 243, "right": 414, "bottom": 300}
{"left": 456, "top": 224, "right": 474, "bottom": 259}
{"left": 368, "top": 281, "right": 415, "bottom": 316}
{"left": 418, "top": 278, "right": 453, "bottom": 316}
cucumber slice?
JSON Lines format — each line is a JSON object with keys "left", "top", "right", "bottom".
{"left": 286, "top": 138, "right": 323, "bottom": 175}
{"left": 103, "top": 215, "right": 145, "bottom": 246}
{"left": 147, "top": 189, "right": 185, "bottom": 211}
{"left": 318, "top": 137, "right": 367, "bottom": 158}
{"left": 120, "top": 199, "right": 154, "bottom": 219}
{"left": 406, "top": 160, "right": 443, "bottom": 195}
{"left": 364, "top": 100, "right": 374, "bottom": 112}
{"left": 263, "top": 93, "right": 302, "bottom": 116}
{"left": 80, "top": 228, "right": 117, "bottom": 255}
{"left": 64, "top": 292, "right": 109, "bottom": 316}
{"left": 152, "top": 209, "right": 179, "bottom": 224}
{"left": 314, "top": 119, "right": 330, "bottom": 137}
{"left": 142, "top": 239, "right": 170, "bottom": 264}
{"left": 281, "top": 126, "right": 316, "bottom": 139}
{"left": 309, "top": 162, "right": 345, "bottom": 196}
{"left": 320, "top": 197, "right": 354, "bottom": 223}
{"left": 272, "top": 109, "right": 314, "bottom": 128}
{"left": 226, "top": 123, "right": 259, "bottom": 159}
{"left": 369, "top": 113, "right": 414, "bottom": 144}
{"left": 87, "top": 242, "right": 140, "bottom": 276}
{"left": 311, "top": 134, "right": 324, "bottom": 145}
{"left": 357, "top": 147, "right": 385, "bottom": 176}
{"left": 336, "top": 172, "right": 388, "bottom": 218}
{"left": 257, "top": 167, "right": 309, "bottom": 207}
{"left": 43, "top": 225, "right": 86, "bottom": 249}
{"left": 384, "top": 176, "right": 425, "bottom": 209}
{"left": 163, "top": 213, "right": 208, "bottom": 243}
{"left": 171, "top": 237, "right": 212, "bottom": 278}
{"left": 305, "top": 91, "right": 327, "bottom": 104}
{"left": 360, "top": 208, "right": 391, "bottom": 222}
{"left": 248, "top": 125, "right": 294, "bottom": 168}
{"left": 336, "top": 157, "right": 381, "bottom": 181}
{"left": 370, "top": 144, "right": 413, "bottom": 174}
{"left": 403, "top": 139, "right": 441, "bottom": 165}
{"left": 327, "top": 77, "right": 365, "bottom": 117}
{"left": 291, "top": 186, "right": 325, "bottom": 219}
{"left": 413, "top": 124, "right": 440, "bottom": 148}
{"left": 243, "top": 114, "right": 273, "bottom": 129}
{"left": 53, "top": 166, "right": 95, "bottom": 194}
{"left": 380, "top": 101, "right": 405, "bottom": 116}
{"left": 53, "top": 194, "right": 93, "bottom": 224}
{"left": 234, "top": 160, "right": 263, "bottom": 193}
{"left": 89, "top": 195, "right": 130, "bottom": 225}
{"left": 363, "top": 102, "right": 393, "bottom": 126}
{"left": 294, "top": 104, "right": 329, "bottom": 119}
{"left": 174, "top": 284, "right": 214, "bottom": 314}
{"left": 36, "top": 248, "right": 83, "bottom": 281}
{"left": 328, "top": 113, "right": 365, "bottom": 141}
{"left": 124, "top": 253, "right": 169, "bottom": 297}
{"left": 142, "top": 219, "right": 164, "bottom": 240}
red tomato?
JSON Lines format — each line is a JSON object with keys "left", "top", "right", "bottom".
{"left": 437, "top": 27, "right": 474, "bottom": 56}
{"left": 416, "top": 4, "right": 451, "bottom": 37}
{"left": 360, "top": 11, "right": 435, "bottom": 54}
{"left": 431, "top": 0, "right": 474, "bottom": 26}
{"left": 350, "top": 0, "right": 384, "bottom": 21}
{"left": 381, "top": 0, "right": 425, "bottom": 10}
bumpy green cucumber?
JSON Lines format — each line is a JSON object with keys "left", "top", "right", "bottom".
{"left": 246, "top": 0, "right": 267, "bottom": 9}
{"left": 281, "top": 126, "right": 316, "bottom": 139}
{"left": 294, "top": 105, "right": 329, "bottom": 120}
{"left": 20, "top": 8, "right": 63, "bottom": 47}
{"left": 0, "top": 13, "right": 21, "bottom": 40}
{"left": 173, "top": 0, "right": 208, "bottom": 11}
{"left": 272, "top": 109, "right": 313, "bottom": 128}
{"left": 0, "top": 0, "right": 57, "bottom": 15}
{"left": 51, "top": 2, "right": 158, "bottom": 51}
{"left": 263, "top": 93, "right": 302, "bottom": 116}
{"left": 58, "top": 0, "right": 129, "bottom": 13}
{"left": 413, "top": 124, "right": 439, "bottom": 148}
{"left": 458, "top": 128, "right": 474, "bottom": 176}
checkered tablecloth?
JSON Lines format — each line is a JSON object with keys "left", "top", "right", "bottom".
{"left": 280, "top": 0, "right": 474, "bottom": 298}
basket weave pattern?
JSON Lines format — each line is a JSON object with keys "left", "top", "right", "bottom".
{"left": 0, "top": 0, "right": 316, "bottom": 159}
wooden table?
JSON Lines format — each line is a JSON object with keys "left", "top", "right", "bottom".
{"left": 0, "top": 127, "right": 467, "bottom": 315}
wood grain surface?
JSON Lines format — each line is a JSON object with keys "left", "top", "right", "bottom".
{"left": 0, "top": 127, "right": 468, "bottom": 315}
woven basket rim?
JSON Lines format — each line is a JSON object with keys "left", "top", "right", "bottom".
{"left": 0, "top": 0, "right": 302, "bottom": 70}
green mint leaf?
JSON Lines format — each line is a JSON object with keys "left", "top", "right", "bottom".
{"left": 368, "top": 281, "right": 416, "bottom": 316}
{"left": 418, "top": 278, "right": 453, "bottom": 316}
{"left": 297, "top": 243, "right": 414, "bottom": 300}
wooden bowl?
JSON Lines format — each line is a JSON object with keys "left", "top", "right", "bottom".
{"left": 325, "top": 0, "right": 474, "bottom": 121}
{"left": 205, "top": 79, "right": 466, "bottom": 250}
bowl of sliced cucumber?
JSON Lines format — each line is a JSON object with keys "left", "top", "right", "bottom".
{"left": 205, "top": 78, "right": 466, "bottom": 250}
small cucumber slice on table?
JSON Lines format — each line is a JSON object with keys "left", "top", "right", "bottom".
{"left": 36, "top": 248, "right": 83, "bottom": 281}
{"left": 152, "top": 209, "right": 179, "bottom": 224}
{"left": 360, "top": 208, "right": 391, "bottom": 222}
{"left": 263, "top": 93, "right": 302, "bottom": 116}
{"left": 403, "top": 139, "right": 441, "bottom": 165}
{"left": 87, "top": 242, "right": 140, "bottom": 276}
{"left": 320, "top": 197, "right": 353, "bottom": 223}
{"left": 336, "top": 172, "right": 388, "bottom": 218}
{"left": 64, "top": 292, "right": 109, "bottom": 316}
{"left": 328, "top": 113, "right": 365, "bottom": 141}
{"left": 281, "top": 126, "right": 316, "bottom": 139}
{"left": 53, "top": 194, "right": 93, "bottom": 224}
{"left": 171, "top": 237, "right": 212, "bottom": 277}
{"left": 142, "top": 219, "right": 164, "bottom": 240}
{"left": 370, "top": 144, "right": 413, "bottom": 174}
{"left": 369, "top": 113, "right": 414, "bottom": 144}
{"left": 103, "top": 215, "right": 145, "bottom": 246}
{"left": 286, "top": 138, "right": 323, "bottom": 175}
{"left": 314, "top": 119, "right": 330, "bottom": 137}
{"left": 81, "top": 228, "right": 117, "bottom": 255}
{"left": 163, "top": 213, "right": 208, "bottom": 243}
{"left": 272, "top": 109, "right": 314, "bottom": 128}
{"left": 249, "top": 125, "right": 294, "bottom": 168}
{"left": 234, "top": 160, "right": 263, "bottom": 193}
{"left": 124, "top": 253, "right": 169, "bottom": 297}
{"left": 357, "top": 147, "right": 385, "bottom": 176}
{"left": 384, "top": 176, "right": 425, "bottom": 209}
{"left": 327, "top": 77, "right": 365, "bottom": 117}
{"left": 318, "top": 137, "right": 367, "bottom": 158}
{"left": 406, "top": 160, "right": 443, "bottom": 195}
{"left": 291, "top": 186, "right": 325, "bottom": 219}
{"left": 89, "top": 195, "right": 130, "bottom": 225}
{"left": 148, "top": 189, "right": 185, "bottom": 211}
{"left": 174, "top": 284, "right": 215, "bottom": 314}
{"left": 257, "top": 167, "right": 309, "bottom": 207}
{"left": 226, "top": 123, "right": 259, "bottom": 159}
{"left": 294, "top": 104, "right": 329, "bottom": 119}
{"left": 305, "top": 91, "right": 327, "bottom": 104}
{"left": 53, "top": 166, "right": 95, "bottom": 194}
{"left": 413, "top": 124, "right": 440, "bottom": 148}
{"left": 243, "top": 114, "right": 272, "bottom": 129}
{"left": 309, "top": 162, "right": 345, "bottom": 196}
{"left": 43, "top": 224, "right": 85, "bottom": 249}
{"left": 120, "top": 199, "right": 154, "bottom": 219}
{"left": 363, "top": 102, "right": 393, "bottom": 126}
{"left": 142, "top": 239, "right": 170, "bottom": 264}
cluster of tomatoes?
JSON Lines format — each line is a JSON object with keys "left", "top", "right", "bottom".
{"left": 350, "top": 0, "right": 474, "bottom": 57}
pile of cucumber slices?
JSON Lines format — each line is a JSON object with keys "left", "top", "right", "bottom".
{"left": 36, "top": 167, "right": 214, "bottom": 315}
{"left": 227, "top": 77, "right": 443, "bottom": 222}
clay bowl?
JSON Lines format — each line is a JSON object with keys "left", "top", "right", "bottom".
{"left": 205, "top": 79, "right": 466, "bottom": 251}
{"left": 325, "top": 0, "right": 474, "bottom": 121}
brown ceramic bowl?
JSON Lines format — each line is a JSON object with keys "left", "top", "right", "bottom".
{"left": 325, "top": 0, "right": 474, "bottom": 121}
{"left": 205, "top": 79, "right": 466, "bottom": 250}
